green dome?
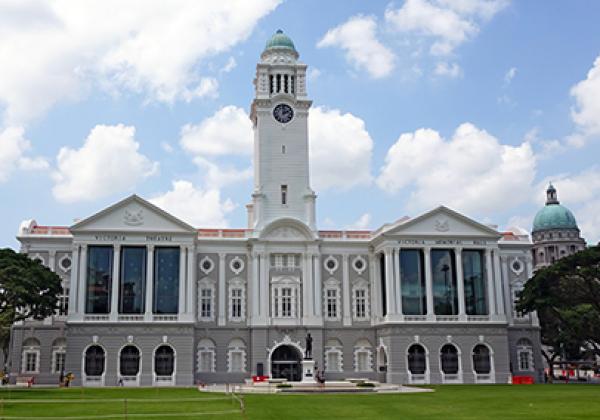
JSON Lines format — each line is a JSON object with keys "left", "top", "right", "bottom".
{"left": 532, "top": 204, "right": 578, "bottom": 232}
{"left": 264, "top": 29, "right": 296, "bottom": 51}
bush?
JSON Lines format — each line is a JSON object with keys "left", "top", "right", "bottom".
{"left": 276, "top": 383, "right": 292, "bottom": 388}
{"left": 356, "top": 382, "right": 376, "bottom": 388}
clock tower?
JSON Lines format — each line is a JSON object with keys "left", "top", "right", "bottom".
{"left": 248, "top": 30, "right": 316, "bottom": 232}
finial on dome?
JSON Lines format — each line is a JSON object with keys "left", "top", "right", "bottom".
{"left": 546, "top": 183, "right": 559, "bottom": 205}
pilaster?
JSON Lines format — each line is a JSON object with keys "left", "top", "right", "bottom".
{"left": 424, "top": 246, "right": 435, "bottom": 320}
{"left": 110, "top": 244, "right": 121, "bottom": 321}
{"left": 218, "top": 252, "right": 226, "bottom": 326}
{"left": 342, "top": 254, "right": 351, "bottom": 326}
{"left": 455, "top": 247, "right": 466, "bottom": 320}
{"left": 145, "top": 245, "right": 155, "bottom": 320}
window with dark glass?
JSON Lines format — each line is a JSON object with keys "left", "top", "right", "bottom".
{"left": 281, "top": 185, "right": 288, "bottom": 205}
{"left": 154, "top": 345, "right": 175, "bottom": 376}
{"left": 84, "top": 345, "right": 105, "bottom": 376}
{"left": 119, "top": 246, "right": 146, "bottom": 314}
{"left": 431, "top": 249, "right": 458, "bottom": 315}
{"left": 408, "top": 344, "right": 426, "bottom": 374}
{"left": 440, "top": 344, "right": 459, "bottom": 374}
{"left": 472, "top": 345, "right": 491, "bottom": 374}
{"left": 86, "top": 246, "right": 113, "bottom": 314}
{"left": 120, "top": 345, "right": 140, "bottom": 376}
{"left": 462, "top": 250, "right": 487, "bottom": 315}
{"left": 154, "top": 247, "right": 180, "bottom": 314}
{"left": 400, "top": 249, "right": 426, "bottom": 315}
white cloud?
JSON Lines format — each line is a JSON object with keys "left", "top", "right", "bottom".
{"left": 181, "top": 78, "right": 219, "bottom": 102}
{"left": 377, "top": 122, "right": 536, "bottom": 215}
{"left": 309, "top": 107, "right": 374, "bottom": 191}
{"left": 504, "top": 66, "right": 517, "bottom": 85}
{"left": 150, "top": 180, "right": 235, "bottom": 227}
{"left": 161, "top": 141, "right": 174, "bottom": 154}
{"left": 434, "top": 61, "right": 462, "bottom": 78}
{"left": 385, "top": 0, "right": 508, "bottom": 56}
{"left": 570, "top": 55, "right": 600, "bottom": 144}
{"left": 308, "top": 68, "right": 322, "bottom": 81}
{"left": 317, "top": 15, "right": 395, "bottom": 79}
{"left": 52, "top": 124, "right": 158, "bottom": 202}
{"left": 0, "top": 0, "right": 280, "bottom": 124}
{"left": 0, "top": 126, "right": 48, "bottom": 182}
{"left": 346, "top": 213, "right": 372, "bottom": 230}
{"left": 220, "top": 57, "right": 237, "bottom": 74}
{"left": 180, "top": 105, "right": 253, "bottom": 156}
{"left": 193, "top": 156, "right": 252, "bottom": 189}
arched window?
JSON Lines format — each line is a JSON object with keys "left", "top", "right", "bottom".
{"left": 228, "top": 338, "right": 246, "bottom": 373}
{"left": 52, "top": 338, "right": 67, "bottom": 374}
{"left": 84, "top": 345, "right": 105, "bottom": 376}
{"left": 197, "top": 339, "right": 216, "bottom": 373}
{"left": 407, "top": 344, "right": 427, "bottom": 375}
{"left": 324, "top": 339, "right": 343, "bottom": 372}
{"left": 472, "top": 344, "right": 491, "bottom": 374}
{"left": 353, "top": 339, "right": 373, "bottom": 372}
{"left": 516, "top": 339, "right": 534, "bottom": 371}
{"left": 120, "top": 345, "right": 140, "bottom": 376}
{"left": 21, "top": 337, "right": 41, "bottom": 374}
{"left": 440, "top": 344, "right": 459, "bottom": 374}
{"left": 155, "top": 345, "right": 175, "bottom": 376}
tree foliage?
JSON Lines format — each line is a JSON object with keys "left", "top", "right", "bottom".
{"left": 517, "top": 245, "right": 600, "bottom": 369}
{"left": 0, "top": 248, "right": 62, "bottom": 365}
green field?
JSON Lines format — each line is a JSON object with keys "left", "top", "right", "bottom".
{"left": 0, "top": 385, "right": 598, "bottom": 420}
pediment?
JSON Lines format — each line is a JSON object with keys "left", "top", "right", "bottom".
{"left": 260, "top": 218, "right": 316, "bottom": 241}
{"left": 384, "top": 206, "right": 500, "bottom": 238}
{"left": 70, "top": 195, "right": 196, "bottom": 234}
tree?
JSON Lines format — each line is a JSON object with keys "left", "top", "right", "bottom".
{"left": 0, "top": 248, "right": 62, "bottom": 368}
{"left": 517, "top": 246, "right": 600, "bottom": 378}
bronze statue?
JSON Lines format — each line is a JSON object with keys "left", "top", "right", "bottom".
{"left": 305, "top": 333, "right": 313, "bottom": 359}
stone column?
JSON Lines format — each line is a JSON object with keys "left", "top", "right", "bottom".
{"left": 49, "top": 250, "right": 56, "bottom": 272}
{"left": 384, "top": 247, "right": 395, "bottom": 318}
{"left": 178, "top": 246, "right": 186, "bottom": 317}
{"left": 485, "top": 249, "right": 496, "bottom": 315}
{"left": 259, "top": 252, "right": 269, "bottom": 323}
{"left": 302, "top": 253, "right": 314, "bottom": 322}
{"left": 493, "top": 249, "right": 505, "bottom": 316}
{"left": 69, "top": 245, "right": 80, "bottom": 316}
{"left": 77, "top": 245, "right": 88, "bottom": 316}
{"left": 186, "top": 246, "right": 195, "bottom": 319}
{"left": 218, "top": 252, "right": 226, "bottom": 326}
{"left": 313, "top": 254, "right": 322, "bottom": 318}
{"left": 369, "top": 253, "right": 379, "bottom": 322}
{"left": 424, "top": 247, "right": 434, "bottom": 320}
{"left": 251, "top": 252, "right": 260, "bottom": 322}
{"left": 393, "top": 247, "right": 403, "bottom": 316}
{"left": 110, "top": 244, "right": 121, "bottom": 321}
{"left": 455, "top": 247, "right": 466, "bottom": 319}
{"left": 342, "top": 254, "right": 351, "bottom": 325}
{"left": 500, "top": 255, "right": 512, "bottom": 323}
{"left": 145, "top": 245, "right": 154, "bottom": 320}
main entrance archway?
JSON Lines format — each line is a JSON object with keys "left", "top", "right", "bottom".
{"left": 271, "top": 345, "right": 302, "bottom": 381}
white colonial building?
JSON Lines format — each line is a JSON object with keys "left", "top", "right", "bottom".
{"left": 8, "top": 30, "right": 543, "bottom": 386}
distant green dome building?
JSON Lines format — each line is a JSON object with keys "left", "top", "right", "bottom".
{"left": 264, "top": 29, "right": 296, "bottom": 52}
{"left": 531, "top": 184, "right": 585, "bottom": 269}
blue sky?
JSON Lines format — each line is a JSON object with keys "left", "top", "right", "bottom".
{"left": 1, "top": 0, "right": 600, "bottom": 248}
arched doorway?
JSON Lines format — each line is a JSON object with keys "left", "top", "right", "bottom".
{"left": 271, "top": 345, "right": 302, "bottom": 381}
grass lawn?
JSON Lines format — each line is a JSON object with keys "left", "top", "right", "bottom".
{"left": 1, "top": 385, "right": 599, "bottom": 420}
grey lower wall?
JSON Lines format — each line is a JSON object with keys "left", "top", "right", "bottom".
{"left": 8, "top": 322, "right": 539, "bottom": 385}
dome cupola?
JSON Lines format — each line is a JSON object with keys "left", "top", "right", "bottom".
{"left": 264, "top": 29, "right": 296, "bottom": 52}
{"left": 532, "top": 184, "right": 579, "bottom": 232}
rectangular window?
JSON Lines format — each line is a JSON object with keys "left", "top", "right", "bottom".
{"left": 286, "top": 254, "right": 295, "bottom": 268}
{"left": 357, "top": 352, "right": 369, "bottom": 371}
{"left": 154, "top": 247, "right": 180, "bottom": 314}
{"left": 281, "top": 185, "right": 288, "bottom": 205}
{"left": 54, "top": 352, "right": 66, "bottom": 373}
{"left": 231, "top": 352, "right": 243, "bottom": 372}
{"left": 25, "top": 353, "right": 38, "bottom": 373}
{"left": 282, "top": 287, "right": 292, "bottom": 317}
{"left": 431, "top": 249, "right": 458, "bottom": 315}
{"left": 200, "top": 288, "right": 212, "bottom": 319}
{"left": 119, "top": 246, "right": 146, "bottom": 314}
{"left": 199, "top": 351, "right": 213, "bottom": 372}
{"left": 86, "top": 246, "right": 113, "bottom": 314}
{"left": 326, "top": 289, "right": 338, "bottom": 319}
{"left": 462, "top": 250, "right": 488, "bottom": 315}
{"left": 59, "top": 287, "right": 69, "bottom": 316}
{"left": 231, "top": 288, "right": 242, "bottom": 319}
{"left": 355, "top": 289, "right": 366, "bottom": 319}
{"left": 400, "top": 249, "right": 427, "bottom": 315}
{"left": 326, "top": 352, "right": 340, "bottom": 372}
{"left": 519, "top": 351, "right": 530, "bottom": 371}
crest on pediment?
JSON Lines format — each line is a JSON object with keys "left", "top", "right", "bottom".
{"left": 124, "top": 208, "right": 144, "bottom": 226}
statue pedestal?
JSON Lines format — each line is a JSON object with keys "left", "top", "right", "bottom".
{"left": 301, "top": 359, "right": 316, "bottom": 383}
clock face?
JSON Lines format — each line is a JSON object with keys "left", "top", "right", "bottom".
{"left": 273, "top": 103, "right": 294, "bottom": 123}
